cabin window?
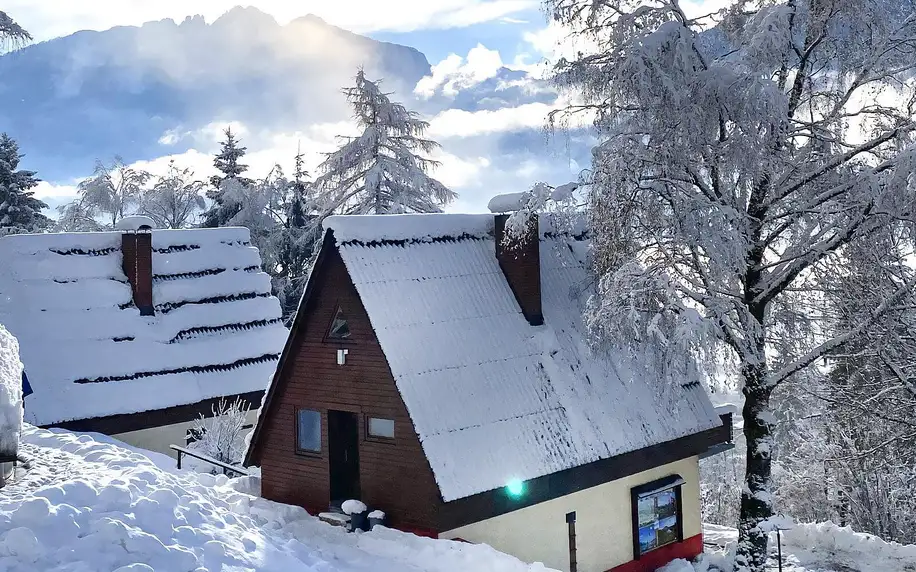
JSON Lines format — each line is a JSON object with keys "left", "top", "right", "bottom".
{"left": 367, "top": 417, "right": 395, "bottom": 439}
{"left": 296, "top": 409, "right": 321, "bottom": 454}
{"left": 327, "top": 307, "right": 351, "bottom": 340}
{"left": 631, "top": 475, "right": 685, "bottom": 557}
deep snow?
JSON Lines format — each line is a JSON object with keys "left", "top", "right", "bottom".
{"left": 0, "top": 324, "right": 22, "bottom": 459}
{"left": 685, "top": 522, "right": 916, "bottom": 572}
{"left": 0, "top": 426, "right": 554, "bottom": 572}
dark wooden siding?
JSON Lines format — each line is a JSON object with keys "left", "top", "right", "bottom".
{"left": 257, "top": 245, "right": 442, "bottom": 532}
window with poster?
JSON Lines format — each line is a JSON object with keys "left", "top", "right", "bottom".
{"left": 631, "top": 475, "right": 685, "bottom": 557}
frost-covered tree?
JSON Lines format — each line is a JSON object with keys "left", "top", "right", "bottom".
{"left": 72, "top": 157, "right": 151, "bottom": 229}
{"left": 275, "top": 147, "right": 319, "bottom": 321}
{"left": 188, "top": 397, "right": 249, "bottom": 471}
{"left": 0, "top": 134, "right": 49, "bottom": 235}
{"left": 544, "top": 0, "right": 916, "bottom": 568}
{"left": 0, "top": 10, "right": 30, "bottom": 52}
{"left": 203, "top": 127, "right": 252, "bottom": 228}
{"left": 314, "top": 70, "right": 456, "bottom": 216}
{"left": 139, "top": 160, "right": 206, "bottom": 228}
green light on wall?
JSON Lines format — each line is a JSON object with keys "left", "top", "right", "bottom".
{"left": 506, "top": 479, "right": 525, "bottom": 498}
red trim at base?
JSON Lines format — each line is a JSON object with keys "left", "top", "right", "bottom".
{"left": 396, "top": 526, "right": 438, "bottom": 539}
{"left": 607, "top": 534, "right": 703, "bottom": 572}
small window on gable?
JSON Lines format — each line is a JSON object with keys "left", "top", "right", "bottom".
{"left": 327, "top": 307, "right": 351, "bottom": 340}
{"left": 367, "top": 417, "right": 395, "bottom": 439}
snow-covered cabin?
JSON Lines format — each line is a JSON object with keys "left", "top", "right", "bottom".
{"left": 245, "top": 213, "right": 733, "bottom": 572}
{"left": 0, "top": 227, "right": 288, "bottom": 457}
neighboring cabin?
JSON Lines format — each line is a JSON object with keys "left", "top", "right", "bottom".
{"left": 245, "top": 212, "right": 733, "bottom": 572}
{"left": 0, "top": 219, "right": 288, "bottom": 456}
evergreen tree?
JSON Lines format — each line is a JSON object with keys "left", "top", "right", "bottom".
{"left": 276, "top": 145, "right": 319, "bottom": 321}
{"left": 314, "top": 70, "right": 456, "bottom": 216}
{"left": 203, "top": 127, "right": 252, "bottom": 228}
{"left": 0, "top": 133, "right": 49, "bottom": 235}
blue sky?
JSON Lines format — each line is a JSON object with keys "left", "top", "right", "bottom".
{"left": 3, "top": 1, "right": 594, "bottom": 213}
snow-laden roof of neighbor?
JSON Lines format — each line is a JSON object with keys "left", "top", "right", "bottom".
{"left": 324, "top": 214, "right": 722, "bottom": 502}
{"left": 0, "top": 228, "right": 288, "bottom": 426}
{"left": 2, "top": 426, "right": 551, "bottom": 572}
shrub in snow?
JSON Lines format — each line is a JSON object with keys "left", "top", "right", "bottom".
{"left": 187, "top": 397, "right": 249, "bottom": 473}
{"left": 0, "top": 324, "right": 23, "bottom": 463}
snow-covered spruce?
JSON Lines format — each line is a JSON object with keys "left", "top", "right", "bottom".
{"left": 0, "top": 134, "right": 49, "bottom": 236}
{"left": 313, "top": 70, "right": 456, "bottom": 216}
{"left": 0, "top": 426, "right": 552, "bottom": 572}
{"left": 544, "top": 0, "right": 916, "bottom": 570}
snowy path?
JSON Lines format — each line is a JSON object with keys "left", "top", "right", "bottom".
{"left": 0, "top": 427, "right": 554, "bottom": 572}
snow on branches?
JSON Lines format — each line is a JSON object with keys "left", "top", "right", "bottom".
{"left": 545, "top": 0, "right": 916, "bottom": 569}
{"left": 314, "top": 70, "right": 456, "bottom": 215}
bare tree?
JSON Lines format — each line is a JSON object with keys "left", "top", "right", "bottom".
{"left": 543, "top": 0, "right": 916, "bottom": 569}
{"left": 139, "top": 160, "right": 206, "bottom": 228}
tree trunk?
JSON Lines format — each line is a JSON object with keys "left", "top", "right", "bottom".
{"left": 736, "top": 358, "right": 775, "bottom": 572}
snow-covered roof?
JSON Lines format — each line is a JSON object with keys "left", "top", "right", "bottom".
{"left": 0, "top": 228, "right": 288, "bottom": 426}
{"left": 323, "top": 214, "right": 722, "bottom": 502}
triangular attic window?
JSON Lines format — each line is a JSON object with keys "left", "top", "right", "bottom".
{"left": 328, "top": 307, "right": 351, "bottom": 339}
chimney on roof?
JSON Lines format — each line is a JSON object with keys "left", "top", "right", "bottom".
{"left": 122, "top": 229, "right": 154, "bottom": 316}
{"left": 494, "top": 213, "right": 543, "bottom": 326}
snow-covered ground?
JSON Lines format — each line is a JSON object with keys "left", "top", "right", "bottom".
{"left": 2, "top": 425, "right": 913, "bottom": 572}
{"left": 0, "top": 426, "right": 553, "bottom": 572}
{"left": 675, "top": 523, "right": 916, "bottom": 572}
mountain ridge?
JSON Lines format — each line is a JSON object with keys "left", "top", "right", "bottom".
{"left": 0, "top": 6, "right": 432, "bottom": 181}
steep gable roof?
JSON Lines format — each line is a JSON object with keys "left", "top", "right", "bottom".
{"left": 247, "top": 214, "right": 722, "bottom": 503}
{"left": 0, "top": 227, "right": 288, "bottom": 426}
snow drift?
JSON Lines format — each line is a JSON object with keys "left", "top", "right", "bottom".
{"left": 0, "top": 324, "right": 22, "bottom": 465}
{"left": 0, "top": 426, "right": 556, "bottom": 572}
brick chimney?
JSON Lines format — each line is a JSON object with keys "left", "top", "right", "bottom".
{"left": 122, "top": 231, "right": 154, "bottom": 316}
{"left": 494, "top": 214, "right": 543, "bottom": 326}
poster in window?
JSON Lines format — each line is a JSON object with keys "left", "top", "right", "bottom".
{"left": 637, "top": 488, "right": 679, "bottom": 553}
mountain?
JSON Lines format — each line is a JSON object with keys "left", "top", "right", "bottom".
{"left": 0, "top": 7, "right": 431, "bottom": 180}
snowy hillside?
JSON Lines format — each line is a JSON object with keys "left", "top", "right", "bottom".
{"left": 0, "top": 426, "right": 554, "bottom": 572}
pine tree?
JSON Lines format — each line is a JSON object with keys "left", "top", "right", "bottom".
{"left": 0, "top": 133, "right": 49, "bottom": 235}
{"left": 314, "top": 70, "right": 456, "bottom": 215}
{"left": 203, "top": 127, "right": 252, "bottom": 228}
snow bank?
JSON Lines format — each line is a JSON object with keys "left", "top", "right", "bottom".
{"left": 0, "top": 426, "right": 555, "bottom": 572}
{"left": 699, "top": 522, "right": 916, "bottom": 572}
{"left": 781, "top": 521, "right": 916, "bottom": 570}
{"left": 0, "top": 325, "right": 22, "bottom": 459}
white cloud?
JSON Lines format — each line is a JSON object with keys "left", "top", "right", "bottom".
{"left": 5, "top": 0, "right": 538, "bottom": 41}
{"left": 429, "top": 102, "right": 553, "bottom": 137}
{"left": 428, "top": 98, "right": 594, "bottom": 138}
{"left": 415, "top": 44, "right": 505, "bottom": 98}
{"left": 32, "top": 180, "right": 79, "bottom": 200}
{"left": 432, "top": 151, "right": 491, "bottom": 189}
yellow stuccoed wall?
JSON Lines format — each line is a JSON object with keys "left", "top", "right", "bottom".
{"left": 440, "top": 455, "right": 702, "bottom": 572}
